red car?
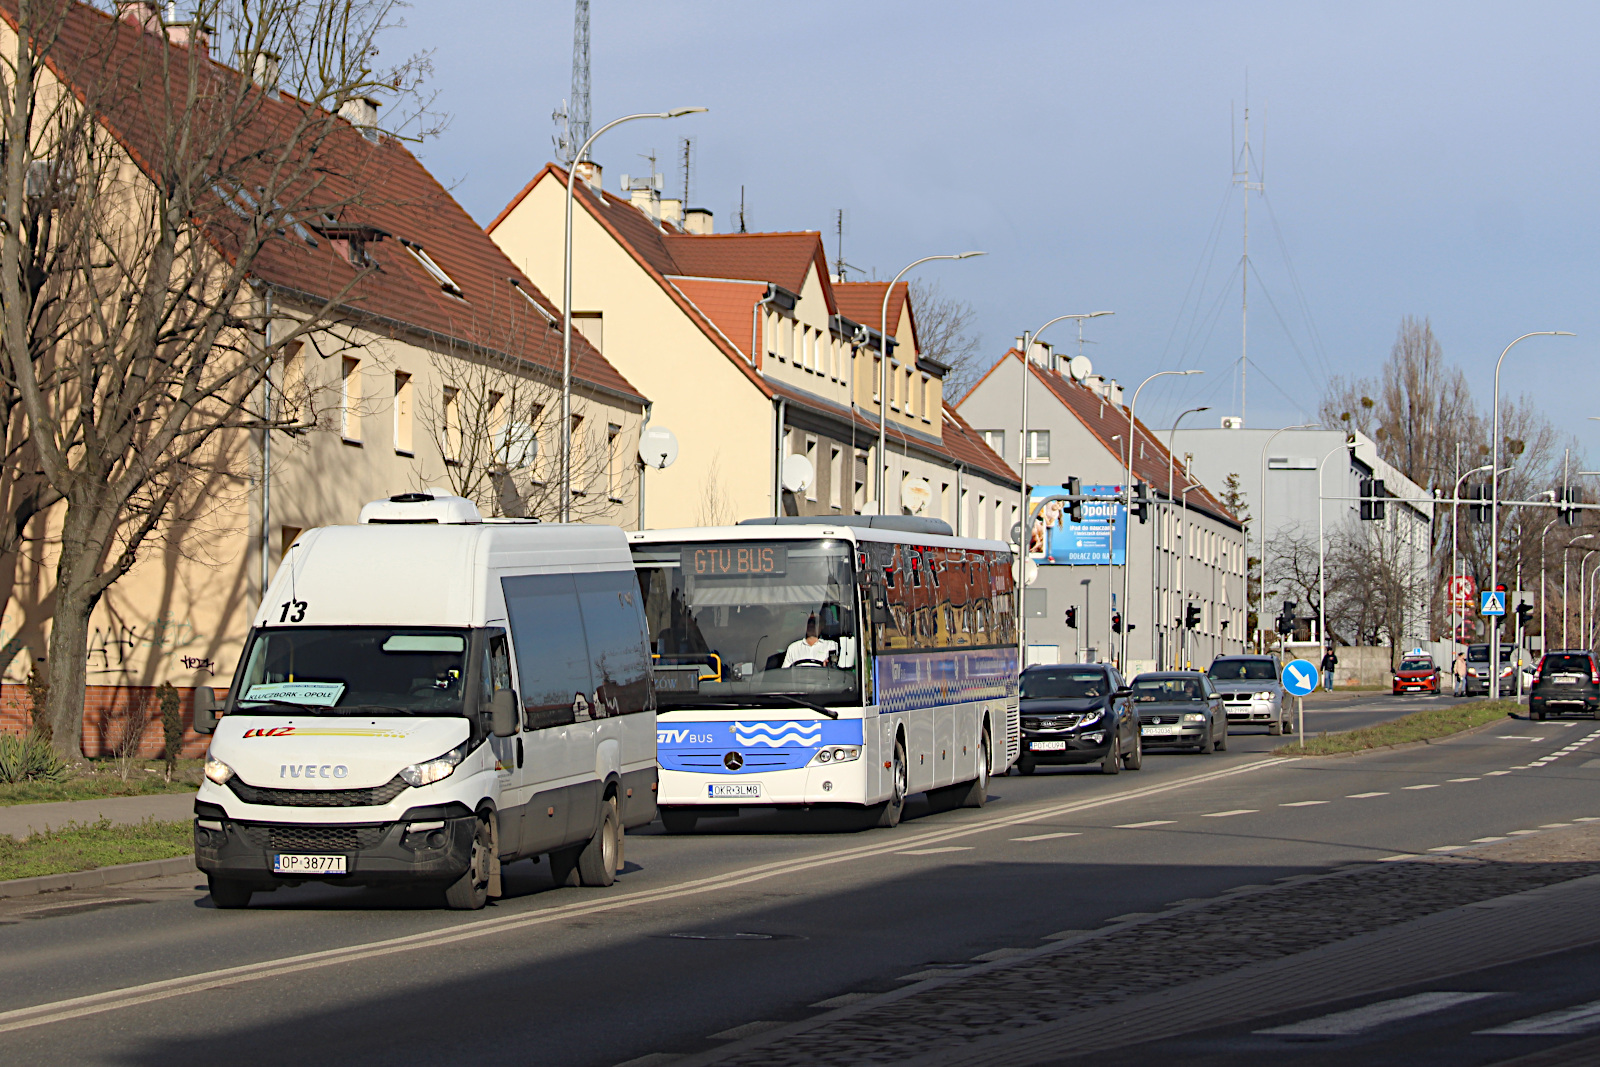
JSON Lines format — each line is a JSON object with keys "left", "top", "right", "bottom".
{"left": 1393, "top": 655, "right": 1441, "bottom": 694}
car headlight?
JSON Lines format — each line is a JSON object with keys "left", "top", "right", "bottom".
{"left": 1182, "top": 713, "right": 1207, "bottom": 723}
{"left": 1252, "top": 691, "right": 1276, "bottom": 703}
{"left": 400, "top": 741, "right": 470, "bottom": 787}
{"left": 1074, "top": 709, "right": 1104, "bottom": 730}
{"left": 810, "top": 745, "right": 861, "bottom": 765}
{"left": 203, "top": 756, "right": 234, "bottom": 785}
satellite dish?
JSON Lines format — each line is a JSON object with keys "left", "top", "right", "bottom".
{"left": 1067, "top": 355, "right": 1093, "bottom": 381}
{"left": 638, "top": 426, "right": 679, "bottom": 470}
{"left": 901, "top": 477, "right": 933, "bottom": 514}
{"left": 782, "top": 453, "right": 814, "bottom": 494}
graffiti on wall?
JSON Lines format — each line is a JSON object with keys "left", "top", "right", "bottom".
{"left": 87, "top": 613, "right": 202, "bottom": 677}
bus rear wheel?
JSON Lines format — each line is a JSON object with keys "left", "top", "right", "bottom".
{"left": 873, "top": 738, "right": 908, "bottom": 828}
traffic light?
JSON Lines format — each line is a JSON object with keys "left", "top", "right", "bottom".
{"left": 1276, "top": 600, "right": 1297, "bottom": 636}
{"left": 1067, "top": 476, "right": 1083, "bottom": 523}
{"left": 1562, "top": 488, "right": 1584, "bottom": 526}
{"left": 1469, "top": 485, "right": 1490, "bottom": 523}
{"left": 1184, "top": 603, "right": 1201, "bottom": 629}
{"left": 1064, "top": 606, "right": 1078, "bottom": 629}
{"left": 1111, "top": 612, "right": 1122, "bottom": 634}
{"left": 1515, "top": 600, "right": 1533, "bottom": 631}
{"left": 1133, "top": 481, "right": 1149, "bottom": 524}
{"left": 1360, "top": 479, "right": 1387, "bottom": 521}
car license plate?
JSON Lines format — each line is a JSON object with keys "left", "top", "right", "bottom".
{"left": 708, "top": 782, "right": 761, "bottom": 798}
{"left": 1030, "top": 740, "right": 1067, "bottom": 751}
{"left": 1142, "top": 725, "right": 1181, "bottom": 736}
{"left": 272, "top": 853, "right": 347, "bottom": 874}
{"left": 1556, "top": 674, "right": 1582, "bottom": 684}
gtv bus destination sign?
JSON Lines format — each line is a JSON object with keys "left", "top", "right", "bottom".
{"left": 686, "top": 546, "right": 787, "bottom": 576}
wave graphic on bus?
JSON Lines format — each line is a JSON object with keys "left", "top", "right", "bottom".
{"left": 731, "top": 721, "right": 823, "bottom": 747}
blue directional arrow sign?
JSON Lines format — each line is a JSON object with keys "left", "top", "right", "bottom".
{"left": 1281, "top": 659, "right": 1320, "bottom": 697}
{"left": 1480, "top": 590, "right": 1506, "bottom": 617}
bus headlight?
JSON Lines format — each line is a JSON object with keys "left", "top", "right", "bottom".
{"left": 810, "top": 746, "right": 861, "bottom": 766}
{"left": 400, "top": 741, "right": 470, "bottom": 787}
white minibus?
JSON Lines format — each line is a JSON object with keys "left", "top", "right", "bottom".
{"left": 193, "top": 492, "right": 656, "bottom": 909}
{"left": 630, "top": 517, "right": 1018, "bottom": 831}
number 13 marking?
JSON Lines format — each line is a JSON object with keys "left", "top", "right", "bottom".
{"left": 278, "top": 600, "right": 308, "bottom": 623}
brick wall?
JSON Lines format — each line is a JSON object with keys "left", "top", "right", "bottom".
{"left": 0, "top": 684, "right": 216, "bottom": 758}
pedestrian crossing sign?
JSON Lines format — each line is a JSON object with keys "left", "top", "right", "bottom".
{"left": 1480, "top": 590, "right": 1506, "bottom": 616}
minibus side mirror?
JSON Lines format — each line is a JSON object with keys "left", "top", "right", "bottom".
{"left": 193, "top": 687, "right": 218, "bottom": 735}
{"left": 489, "top": 689, "right": 519, "bottom": 738}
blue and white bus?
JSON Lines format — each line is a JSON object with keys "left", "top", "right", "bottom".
{"left": 629, "top": 518, "right": 1019, "bottom": 831}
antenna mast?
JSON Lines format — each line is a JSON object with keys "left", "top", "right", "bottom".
{"left": 1233, "top": 99, "right": 1263, "bottom": 425}
{"left": 834, "top": 209, "right": 846, "bottom": 281}
{"left": 570, "top": 0, "right": 592, "bottom": 158}
{"left": 680, "top": 137, "right": 693, "bottom": 204}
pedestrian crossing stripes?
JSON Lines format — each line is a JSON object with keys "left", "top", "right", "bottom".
{"left": 1256, "top": 992, "right": 1498, "bottom": 1036}
{"left": 1478, "top": 997, "right": 1600, "bottom": 1035}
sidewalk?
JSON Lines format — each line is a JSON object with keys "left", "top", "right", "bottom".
{"left": 673, "top": 824, "right": 1600, "bottom": 1067}
{"left": 0, "top": 792, "right": 195, "bottom": 839}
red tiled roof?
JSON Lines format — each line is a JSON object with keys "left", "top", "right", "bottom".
{"left": 662, "top": 232, "right": 826, "bottom": 301}
{"left": 941, "top": 405, "right": 1015, "bottom": 485}
{"left": 667, "top": 278, "right": 767, "bottom": 361}
{"left": 11, "top": 1, "right": 641, "bottom": 402}
{"left": 834, "top": 281, "right": 908, "bottom": 335}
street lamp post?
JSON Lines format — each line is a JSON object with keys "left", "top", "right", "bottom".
{"left": 1255, "top": 424, "right": 1316, "bottom": 652}
{"left": 1178, "top": 479, "right": 1203, "bottom": 668}
{"left": 1539, "top": 517, "right": 1559, "bottom": 656}
{"left": 1315, "top": 440, "right": 1354, "bottom": 652}
{"left": 1576, "top": 548, "right": 1600, "bottom": 652}
{"left": 1014, "top": 310, "right": 1112, "bottom": 672}
{"left": 1120, "top": 369, "right": 1202, "bottom": 668}
{"left": 1489, "top": 331, "right": 1574, "bottom": 694}
{"left": 1161, "top": 407, "right": 1210, "bottom": 668}
{"left": 562, "top": 106, "right": 707, "bottom": 522}
{"left": 1451, "top": 463, "right": 1494, "bottom": 656}
{"left": 1566, "top": 534, "right": 1599, "bottom": 649}
{"left": 877, "top": 252, "right": 985, "bottom": 515}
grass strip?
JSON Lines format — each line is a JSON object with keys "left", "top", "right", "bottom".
{"left": 0, "top": 760, "right": 201, "bottom": 807}
{"left": 1276, "top": 700, "right": 1520, "bottom": 756}
{"left": 0, "top": 818, "right": 191, "bottom": 881}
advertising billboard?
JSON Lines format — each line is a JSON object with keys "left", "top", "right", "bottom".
{"left": 1029, "top": 485, "right": 1126, "bottom": 566}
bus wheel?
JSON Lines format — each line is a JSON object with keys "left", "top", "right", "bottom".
{"left": 874, "top": 738, "right": 908, "bottom": 828}
{"left": 445, "top": 815, "right": 492, "bottom": 910}
{"left": 577, "top": 796, "right": 620, "bottom": 887}
{"left": 959, "top": 734, "right": 991, "bottom": 807}
{"left": 660, "top": 807, "right": 698, "bottom": 834}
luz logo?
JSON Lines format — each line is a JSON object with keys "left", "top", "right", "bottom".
{"left": 280, "top": 764, "right": 349, "bottom": 780}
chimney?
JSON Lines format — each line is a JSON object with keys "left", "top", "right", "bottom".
{"left": 116, "top": 2, "right": 159, "bottom": 32}
{"left": 1107, "top": 378, "right": 1124, "bottom": 407}
{"left": 340, "top": 96, "right": 381, "bottom": 143}
{"left": 630, "top": 186, "right": 659, "bottom": 220}
{"left": 1029, "top": 340, "right": 1050, "bottom": 366}
{"left": 244, "top": 50, "right": 280, "bottom": 94}
{"left": 165, "top": 15, "right": 213, "bottom": 58}
{"left": 574, "top": 159, "right": 602, "bottom": 191}
{"left": 1084, "top": 374, "right": 1106, "bottom": 397}
{"left": 659, "top": 197, "right": 683, "bottom": 229}
{"left": 683, "top": 207, "right": 714, "bottom": 234}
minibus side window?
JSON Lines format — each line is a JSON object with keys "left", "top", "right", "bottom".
{"left": 502, "top": 574, "right": 591, "bottom": 730}
{"left": 574, "top": 570, "right": 653, "bottom": 716}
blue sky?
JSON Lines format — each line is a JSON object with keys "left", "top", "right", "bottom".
{"left": 386, "top": 2, "right": 1599, "bottom": 465}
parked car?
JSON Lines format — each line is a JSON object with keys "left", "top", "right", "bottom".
{"left": 1206, "top": 655, "right": 1291, "bottom": 735}
{"left": 1392, "top": 655, "right": 1441, "bottom": 694}
{"left": 1130, "top": 672, "right": 1227, "bottom": 753}
{"left": 1463, "top": 643, "right": 1514, "bottom": 696}
{"left": 1529, "top": 650, "right": 1600, "bottom": 720}
{"left": 1017, "top": 664, "right": 1140, "bottom": 775}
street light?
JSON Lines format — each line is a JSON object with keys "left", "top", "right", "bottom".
{"left": 561, "top": 106, "right": 708, "bottom": 522}
{"left": 1451, "top": 463, "right": 1494, "bottom": 654}
{"left": 1567, "top": 535, "right": 1599, "bottom": 649}
{"left": 1014, "top": 310, "right": 1112, "bottom": 669}
{"left": 1489, "top": 331, "right": 1574, "bottom": 694}
{"left": 1178, "top": 479, "right": 1204, "bottom": 668}
{"left": 878, "top": 252, "right": 986, "bottom": 515}
{"left": 1120, "top": 369, "right": 1202, "bottom": 668}
{"left": 1316, "top": 439, "right": 1356, "bottom": 654}
{"left": 1255, "top": 424, "right": 1317, "bottom": 651}
{"left": 1160, "top": 406, "right": 1210, "bottom": 668}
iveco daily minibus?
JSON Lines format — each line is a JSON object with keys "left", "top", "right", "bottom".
{"left": 192, "top": 492, "right": 656, "bottom": 909}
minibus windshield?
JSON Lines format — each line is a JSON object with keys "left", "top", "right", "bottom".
{"left": 234, "top": 627, "right": 470, "bottom": 715}
{"left": 632, "top": 539, "right": 859, "bottom": 710}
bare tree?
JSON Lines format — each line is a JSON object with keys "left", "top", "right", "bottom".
{"left": 908, "top": 278, "right": 983, "bottom": 398}
{"left": 0, "top": 0, "right": 428, "bottom": 754}
{"left": 697, "top": 454, "right": 735, "bottom": 526}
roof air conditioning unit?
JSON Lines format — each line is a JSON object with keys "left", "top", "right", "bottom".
{"left": 1220, "top": 416, "right": 1244, "bottom": 430}
{"left": 358, "top": 490, "right": 483, "bottom": 525}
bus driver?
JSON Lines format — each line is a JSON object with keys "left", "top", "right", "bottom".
{"left": 782, "top": 613, "right": 838, "bottom": 668}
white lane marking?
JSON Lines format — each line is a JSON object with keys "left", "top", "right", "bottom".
{"left": 1541, "top": 823, "right": 1573, "bottom": 828}
{"left": 1473, "top": 837, "right": 1508, "bottom": 843}
{"left": 1577, "top": 817, "right": 1600, "bottom": 822}
{"left": 897, "top": 847, "right": 974, "bottom": 855}
{"left": 1281, "top": 801, "right": 1329, "bottom": 807}
{"left": 1116, "top": 820, "right": 1176, "bottom": 829}
{"left": 1428, "top": 846, "right": 1467, "bottom": 853}
{"left": 1477, "top": 997, "right": 1600, "bottom": 1035}
{"left": 1010, "top": 832, "right": 1081, "bottom": 842}
{"left": 1449, "top": 777, "right": 1481, "bottom": 783}
{"left": 1202, "top": 809, "right": 1258, "bottom": 818}
{"left": 1486, "top": 770, "right": 1513, "bottom": 775}
{"left": 0, "top": 755, "right": 1297, "bottom": 1035}
{"left": 1500, "top": 736, "right": 1544, "bottom": 741}
{"left": 1348, "top": 792, "right": 1389, "bottom": 798}
{"left": 1508, "top": 830, "right": 1542, "bottom": 836}
{"left": 1256, "top": 992, "right": 1499, "bottom": 1036}
{"left": 1404, "top": 784, "right": 1442, "bottom": 790}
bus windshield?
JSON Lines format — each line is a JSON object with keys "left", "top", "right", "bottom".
{"left": 632, "top": 539, "right": 860, "bottom": 709}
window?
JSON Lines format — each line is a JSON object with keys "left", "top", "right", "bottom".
{"left": 1026, "top": 429, "right": 1050, "bottom": 461}
{"left": 829, "top": 446, "right": 843, "bottom": 509}
{"left": 940, "top": 482, "right": 951, "bottom": 520}
{"left": 804, "top": 435, "right": 818, "bottom": 501}
{"left": 501, "top": 573, "right": 588, "bottom": 729}
{"left": 572, "top": 311, "right": 603, "bottom": 353}
{"left": 607, "top": 423, "right": 623, "bottom": 501}
{"left": 780, "top": 317, "right": 794, "bottom": 363}
{"left": 977, "top": 494, "right": 987, "bottom": 538}
{"left": 279, "top": 340, "right": 306, "bottom": 423}
{"left": 872, "top": 356, "right": 882, "bottom": 402}
{"left": 340, "top": 357, "right": 362, "bottom": 442}
{"left": 402, "top": 241, "right": 464, "bottom": 299}
{"left": 980, "top": 429, "right": 1005, "bottom": 458}
{"left": 960, "top": 488, "right": 970, "bottom": 536}
{"left": 573, "top": 570, "right": 652, "bottom": 715}
{"left": 569, "top": 414, "right": 584, "bottom": 494}
{"left": 440, "top": 386, "right": 459, "bottom": 462}
{"left": 854, "top": 450, "right": 868, "bottom": 512}
{"left": 766, "top": 312, "right": 780, "bottom": 360}
{"left": 921, "top": 375, "right": 933, "bottom": 421}
{"left": 393, "top": 372, "right": 413, "bottom": 454}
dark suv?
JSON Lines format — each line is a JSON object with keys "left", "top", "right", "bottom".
{"left": 1017, "top": 664, "right": 1140, "bottom": 775}
{"left": 1529, "top": 650, "right": 1600, "bottom": 720}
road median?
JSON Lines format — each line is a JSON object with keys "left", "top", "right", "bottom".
{"left": 1275, "top": 700, "right": 1519, "bottom": 756}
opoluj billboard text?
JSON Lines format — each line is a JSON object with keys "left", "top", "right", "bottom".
{"left": 1029, "top": 485, "right": 1127, "bottom": 566}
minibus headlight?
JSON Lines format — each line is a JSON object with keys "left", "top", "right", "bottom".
{"left": 400, "top": 741, "right": 470, "bottom": 788}
{"left": 809, "top": 745, "right": 860, "bottom": 766}
{"left": 203, "top": 756, "right": 234, "bottom": 785}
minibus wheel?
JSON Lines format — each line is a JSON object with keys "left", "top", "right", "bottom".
{"left": 444, "top": 816, "right": 492, "bottom": 910}
{"left": 207, "top": 876, "right": 253, "bottom": 909}
{"left": 577, "top": 796, "right": 620, "bottom": 887}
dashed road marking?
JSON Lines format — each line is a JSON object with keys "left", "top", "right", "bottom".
{"left": 897, "top": 847, "right": 973, "bottom": 856}
{"left": 1116, "top": 820, "right": 1176, "bottom": 829}
{"left": 1256, "top": 991, "right": 1499, "bottom": 1036}
{"left": 1010, "top": 832, "right": 1080, "bottom": 842}
{"left": 1486, "top": 770, "right": 1513, "bottom": 775}
{"left": 1449, "top": 777, "right": 1481, "bottom": 782}
{"left": 1280, "top": 800, "right": 1329, "bottom": 807}
{"left": 1428, "top": 846, "right": 1467, "bottom": 853}
{"left": 1473, "top": 837, "right": 1508, "bottom": 843}
{"left": 1508, "top": 829, "right": 1542, "bottom": 836}
{"left": 1202, "top": 809, "right": 1258, "bottom": 818}
{"left": 1404, "top": 784, "right": 1442, "bottom": 790}
{"left": 1348, "top": 792, "right": 1389, "bottom": 798}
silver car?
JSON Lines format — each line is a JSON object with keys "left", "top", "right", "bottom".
{"left": 1206, "top": 655, "right": 1292, "bottom": 736}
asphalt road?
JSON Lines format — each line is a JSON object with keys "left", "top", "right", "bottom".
{"left": 2, "top": 691, "right": 1589, "bottom": 1067}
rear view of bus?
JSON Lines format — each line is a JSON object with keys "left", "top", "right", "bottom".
{"left": 630, "top": 520, "right": 1017, "bottom": 831}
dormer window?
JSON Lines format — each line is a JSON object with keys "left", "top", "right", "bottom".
{"left": 314, "top": 221, "right": 389, "bottom": 268}
{"left": 401, "top": 239, "right": 464, "bottom": 299}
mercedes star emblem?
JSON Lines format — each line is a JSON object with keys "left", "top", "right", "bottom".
{"left": 723, "top": 751, "right": 744, "bottom": 771}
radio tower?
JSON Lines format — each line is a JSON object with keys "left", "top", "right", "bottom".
{"left": 553, "top": 1, "right": 592, "bottom": 164}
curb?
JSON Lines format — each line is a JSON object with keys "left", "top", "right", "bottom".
{"left": 1272, "top": 712, "right": 1516, "bottom": 760}
{"left": 0, "top": 855, "right": 195, "bottom": 899}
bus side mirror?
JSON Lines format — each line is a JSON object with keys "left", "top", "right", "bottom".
{"left": 490, "top": 689, "right": 519, "bottom": 738}
{"left": 193, "top": 688, "right": 218, "bottom": 735}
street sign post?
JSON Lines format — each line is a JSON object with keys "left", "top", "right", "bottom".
{"left": 1481, "top": 590, "right": 1506, "bottom": 616}
{"left": 1281, "top": 658, "right": 1320, "bottom": 743}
